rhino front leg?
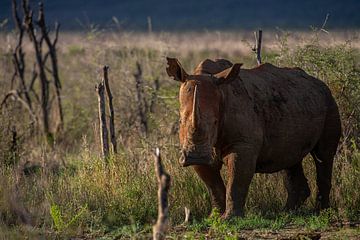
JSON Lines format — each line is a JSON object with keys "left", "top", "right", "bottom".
{"left": 223, "top": 150, "right": 257, "bottom": 219}
{"left": 193, "top": 164, "right": 226, "bottom": 214}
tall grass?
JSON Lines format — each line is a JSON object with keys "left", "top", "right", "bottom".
{"left": 0, "top": 30, "right": 359, "bottom": 237}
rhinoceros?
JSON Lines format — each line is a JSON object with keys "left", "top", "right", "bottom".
{"left": 166, "top": 57, "right": 341, "bottom": 219}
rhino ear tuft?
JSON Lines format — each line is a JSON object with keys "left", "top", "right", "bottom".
{"left": 215, "top": 63, "right": 242, "bottom": 85}
{"left": 166, "top": 57, "right": 189, "bottom": 82}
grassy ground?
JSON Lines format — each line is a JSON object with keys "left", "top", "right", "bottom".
{"left": 1, "top": 209, "right": 360, "bottom": 239}
{"left": 0, "top": 30, "right": 359, "bottom": 239}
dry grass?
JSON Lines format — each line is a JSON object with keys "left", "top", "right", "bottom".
{"left": 0, "top": 29, "right": 359, "bottom": 238}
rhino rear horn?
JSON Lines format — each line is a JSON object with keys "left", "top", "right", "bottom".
{"left": 166, "top": 57, "right": 189, "bottom": 82}
{"left": 215, "top": 63, "right": 242, "bottom": 85}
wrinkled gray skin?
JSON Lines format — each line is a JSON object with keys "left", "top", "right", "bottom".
{"left": 166, "top": 58, "right": 341, "bottom": 219}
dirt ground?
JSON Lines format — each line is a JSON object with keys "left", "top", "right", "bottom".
{"left": 0, "top": 223, "right": 359, "bottom": 239}
{"left": 169, "top": 222, "right": 360, "bottom": 240}
{"left": 234, "top": 227, "right": 360, "bottom": 240}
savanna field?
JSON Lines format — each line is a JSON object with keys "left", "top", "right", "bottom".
{"left": 0, "top": 28, "right": 360, "bottom": 239}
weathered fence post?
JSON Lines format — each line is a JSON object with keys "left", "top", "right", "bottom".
{"left": 253, "top": 29, "right": 263, "bottom": 65}
{"left": 102, "top": 66, "right": 117, "bottom": 154}
{"left": 153, "top": 148, "right": 171, "bottom": 240}
{"left": 96, "top": 82, "right": 109, "bottom": 159}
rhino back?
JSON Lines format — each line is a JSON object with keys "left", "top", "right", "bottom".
{"left": 220, "top": 63, "right": 338, "bottom": 172}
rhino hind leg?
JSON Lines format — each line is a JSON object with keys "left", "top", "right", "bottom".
{"left": 311, "top": 141, "right": 337, "bottom": 210}
{"left": 283, "top": 161, "right": 310, "bottom": 210}
{"left": 311, "top": 109, "right": 341, "bottom": 210}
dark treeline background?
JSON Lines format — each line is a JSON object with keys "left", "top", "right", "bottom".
{"left": 0, "top": 0, "right": 359, "bottom": 31}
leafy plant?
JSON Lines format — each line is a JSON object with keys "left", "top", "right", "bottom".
{"left": 50, "top": 203, "right": 87, "bottom": 232}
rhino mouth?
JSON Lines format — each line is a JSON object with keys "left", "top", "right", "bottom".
{"left": 179, "top": 151, "right": 212, "bottom": 167}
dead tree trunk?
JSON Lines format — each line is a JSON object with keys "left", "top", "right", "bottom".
{"left": 253, "top": 29, "right": 263, "bottom": 65}
{"left": 37, "top": 3, "right": 63, "bottom": 131}
{"left": 0, "top": 0, "right": 38, "bottom": 125}
{"left": 153, "top": 148, "right": 171, "bottom": 240}
{"left": 96, "top": 82, "right": 109, "bottom": 160}
{"left": 12, "top": 0, "right": 30, "bottom": 108}
{"left": 22, "top": 0, "right": 51, "bottom": 138}
{"left": 102, "top": 66, "right": 117, "bottom": 154}
{"left": 2, "top": 0, "right": 63, "bottom": 141}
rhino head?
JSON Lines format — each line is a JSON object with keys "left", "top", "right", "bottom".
{"left": 166, "top": 57, "right": 242, "bottom": 167}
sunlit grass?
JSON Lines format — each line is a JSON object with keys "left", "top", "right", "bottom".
{"left": 0, "top": 30, "right": 359, "bottom": 238}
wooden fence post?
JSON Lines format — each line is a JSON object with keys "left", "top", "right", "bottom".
{"left": 102, "top": 66, "right": 117, "bottom": 154}
{"left": 253, "top": 29, "right": 263, "bottom": 65}
{"left": 153, "top": 148, "right": 170, "bottom": 240}
{"left": 96, "top": 82, "right": 109, "bottom": 160}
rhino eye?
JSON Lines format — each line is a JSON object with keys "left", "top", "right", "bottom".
{"left": 214, "top": 120, "right": 218, "bottom": 125}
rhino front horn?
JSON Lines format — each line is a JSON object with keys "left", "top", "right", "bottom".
{"left": 192, "top": 85, "right": 200, "bottom": 128}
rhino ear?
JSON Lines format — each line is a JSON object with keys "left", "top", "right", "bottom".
{"left": 215, "top": 63, "right": 242, "bottom": 85}
{"left": 166, "top": 57, "right": 189, "bottom": 82}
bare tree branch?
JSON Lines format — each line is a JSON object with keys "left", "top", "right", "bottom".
{"left": 53, "top": 22, "right": 60, "bottom": 46}
{"left": 36, "top": 2, "right": 63, "bottom": 131}
{"left": 320, "top": 13, "right": 330, "bottom": 33}
{"left": 11, "top": 0, "right": 33, "bottom": 111}
{"left": 1, "top": 90, "right": 37, "bottom": 124}
{"left": 4, "top": 0, "right": 63, "bottom": 140}
{"left": 21, "top": 0, "right": 51, "bottom": 136}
